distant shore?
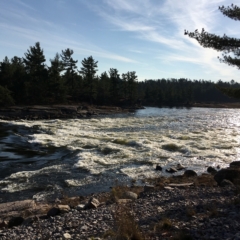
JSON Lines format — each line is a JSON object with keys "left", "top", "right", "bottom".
{"left": 0, "top": 104, "right": 144, "bottom": 121}
{"left": 0, "top": 102, "right": 240, "bottom": 121}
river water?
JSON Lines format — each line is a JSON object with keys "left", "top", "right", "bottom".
{"left": 0, "top": 107, "right": 240, "bottom": 202}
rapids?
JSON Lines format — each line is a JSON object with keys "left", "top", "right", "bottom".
{"left": 0, "top": 107, "right": 240, "bottom": 202}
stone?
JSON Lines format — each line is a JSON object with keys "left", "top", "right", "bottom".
{"left": 0, "top": 200, "right": 36, "bottom": 216}
{"left": 58, "top": 205, "right": 70, "bottom": 213}
{"left": 76, "top": 204, "right": 86, "bottom": 210}
{"left": 166, "top": 167, "right": 178, "bottom": 173}
{"left": 47, "top": 207, "right": 60, "bottom": 217}
{"left": 176, "top": 163, "right": 186, "bottom": 170}
{"left": 144, "top": 185, "right": 155, "bottom": 192}
{"left": 220, "top": 179, "right": 234, "bottom": 187}
{"left": 168, "top": 183, "right": 193, "bottom": 188}
{"left": 230, "top": 161, "right": 240, "bottom": 168}
{"left": 183, "top": 170, "right": 197, "bottom": 177}
{"left": 87, "top": 198, "right": 100, "bottom": 209}
{"left": 63, "top": 232, "right": 71, "bottom": 239}
{"left": 214, "top": 168, "right": 240, "bottom": 185}
{"left": 0, "top": 221, "right": 8, "bottom": 229}
{"left": 156, "top": 164, "right": 162, "bottom": 171}
{"left": 117, "top": 199, "right": 132, "bottom": 204}
{"left": 207, "top": 166, "right": 217, "bottom": 175}
{"left": 8, "top": 217, "right": 24, "bottom": 228}
{"left": 122, "top": 191, "right": 138, "bottom": 200}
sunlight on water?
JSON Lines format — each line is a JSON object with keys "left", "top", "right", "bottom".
{"left": 0, "top": 107, "right": 240, "bottom": 200}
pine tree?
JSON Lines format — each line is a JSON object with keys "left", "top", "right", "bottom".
{"left": 80, "top": 56, "right": 98, "bottom": 102}
{"left": 23, "top": 42, "right": 47, "bottom": 103}
{"left": 61, "top": 48, "right": 78, "bottom": 92}
{"left": 185, "top": 4, "right": 240, "bottom": 98}
{"left": 185, "top": 4, "right": 240, "bottom": 69}
{"left": 48, "top": 53, "right": 66, "bottom": 102}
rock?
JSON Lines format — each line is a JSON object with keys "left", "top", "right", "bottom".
{"left": 0, "top": 200, "right": 36, "bottom": 217}
{"left": 8, "top": 217, "right": 24, "bottom": 228}
{"left": 58, "top": 205, "right": 70, "bottom": 213}
{"left": 87, "top": 198, "right": 100, "bottom": 209}
{"left": 117, "top": 199, "right": 132, "bottom": 204}
{"left": 214, "top": 168, "right": 240, "bottom": 185}
{"left": 176, "top": 163, "right": 186, "bottom": 170}
{"left": 230, "top": 161, "right": 240, "bottom": 168}
{"left": 207, "top": 166, "right": 217, "bottom": 174}
{"left": 47, "top": 207, "right": 60, "bottom": 217}
{"left": 156, "top": 164, "right": 162, "bottom": 171}
{"left": 122, "top": 191, "right": 138, "bottom": 200}
{"left": 166, "top": 167, "right": 178, "bottom": 173}
{"left": 63, "top": 232, "right": 71, "bottom": 239}
{"left": 144, "top": 185, "right": 155, "bottom": 192}
{"left": 76, "top": 204, "right": 86, "bottom": 210}
{"left": 183, "top": 170, "right": 197, "bottom": 177}
{"left": 168, "top": 183, "right": 193, "bottom": 188}
{"left": 220, "top": 179, "right": 234, "bottom": 187}
{"left": 0, "top": 221, "right": 8, "bottom": 229}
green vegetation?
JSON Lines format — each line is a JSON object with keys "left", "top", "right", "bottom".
{"left": 0, "top": 42, "right": 239, "bottom": 107}
{"left": 185, "top": 4, "right": 240, "bottom": 98}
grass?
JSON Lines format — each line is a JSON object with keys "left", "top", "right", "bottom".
{"left": 185, "top": 206, "right": 196, "bottom": 217}
{"left": 154, "top": 218, "right": 172, "bottom": 232}
{"left": 104, "top": 203, "right": 144, "bottom": 240}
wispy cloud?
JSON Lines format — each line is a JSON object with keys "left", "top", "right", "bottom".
{"left": 88, "top": 0, "right": 238, "bottom": 80}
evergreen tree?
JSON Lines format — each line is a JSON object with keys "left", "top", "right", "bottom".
{"left": 109, "top": 68, "right": 121, "bottom": 104}
{"left": 80, "top": 56, "right": 98, "bottom": 102}
{"left": 97, "top": 71, "right": 110, "bottom": 104}
{"left": 48, "top": 53, "right": 66, "bottom": 102}
{"left": 22, "top": 42, "right": 47, "bottom": 103}
{"left": 185, "top": 4, "right": 240, "bottom": 69}
{"left": 61, "top": 48, "right": 78, "bottom": 93}
{"left": 185, "top": 4, "right": 240, "bottom": 99}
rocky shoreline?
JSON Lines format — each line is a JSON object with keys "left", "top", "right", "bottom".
{"left": 1, "top": 102, "right": 240, "bottom": 121}
{"left": 0, "top": 104, "right": 143, "bottom": 121}
{"left": 0, "top": 162, "right": 240, "bottom": 239}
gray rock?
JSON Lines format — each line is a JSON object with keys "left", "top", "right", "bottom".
{"left": 230, "top": 161, "right": 240, "bottom": 168}
{"left": 8, "top": 217, "right": 24, "bottom": 228}
{"left": 144, "top": 185, "right": 155, "bottom": 192}
{"left": 214, "top": 168, "right": 240, "bottom": 185}
{"left": 166, "top": 167, "right": 178, "bottom": 173}
{"left": 58, "top": 205, "right": 70, "bottom": 213}
{"left": 183, "top": 169, "right": 197, "bottom": 177}
{"left": 220, "top": 179, "right": 234, "bottom": 187}
{"left": 156, "top": 164, "right": 162, "bottom": 171}
{"left": 87, "top": 198, "right": 100, "bottom": 209}
{"left": 47, "top": 207, "right": 60, "bottom": 217}
{"left": 122, "top": 191, "right": 138, "bottom": 200}
{"left": 207, "top": 166, "right": 217, "bottom": 175}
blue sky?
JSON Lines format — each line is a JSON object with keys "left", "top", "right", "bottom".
{"left": 1, "top": 0, "right": 239, "bottom": 82}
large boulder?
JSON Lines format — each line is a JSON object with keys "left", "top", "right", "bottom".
{"left": 230, "top": 161, "right": 240, "bottom": 168}
{"left": 214, "top": 168, "right": 240, "bottom": 185}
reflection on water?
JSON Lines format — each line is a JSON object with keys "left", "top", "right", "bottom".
{"left": 0, "top": 107, "right": 240, "bottom": 202}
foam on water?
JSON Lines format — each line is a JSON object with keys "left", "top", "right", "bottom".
{"left": 1, "top": 107, "right": 240, "bottom": 200}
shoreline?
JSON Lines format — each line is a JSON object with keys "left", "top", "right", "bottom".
{"left": 1, "top": 102, "right": 240, "bottom": 121}
{"left": 0, "top": 166, "right": 240, "bottom": 239}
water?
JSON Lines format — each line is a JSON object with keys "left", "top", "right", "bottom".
{"left": 0, "top": 107, "right": 240, "bottom": 202}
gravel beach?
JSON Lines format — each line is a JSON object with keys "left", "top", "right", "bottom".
{"left": 0, "top": 175, "right": 240, "bottom": 240}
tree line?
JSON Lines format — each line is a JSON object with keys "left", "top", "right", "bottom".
{"left": 0, "top": 42, "right": 239, "bottom": 107}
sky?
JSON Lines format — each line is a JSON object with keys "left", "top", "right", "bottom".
{"left": 1, "top": 0, "right": 240, "bottom": 82}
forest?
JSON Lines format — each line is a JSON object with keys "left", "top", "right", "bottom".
{"left": 0, "top": 42, "right": 239, "bottom": 107}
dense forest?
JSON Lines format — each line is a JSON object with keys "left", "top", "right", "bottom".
{"left": 0, "top": 42, "right": 239, "bottom": 107}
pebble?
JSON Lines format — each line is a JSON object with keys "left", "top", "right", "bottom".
{"left": 1, "top": 186, "right": 239, "bottom": 239}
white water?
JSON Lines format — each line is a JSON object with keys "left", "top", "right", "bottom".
{"left": 0, "top": 107, "right": 240, "bottom": 201}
